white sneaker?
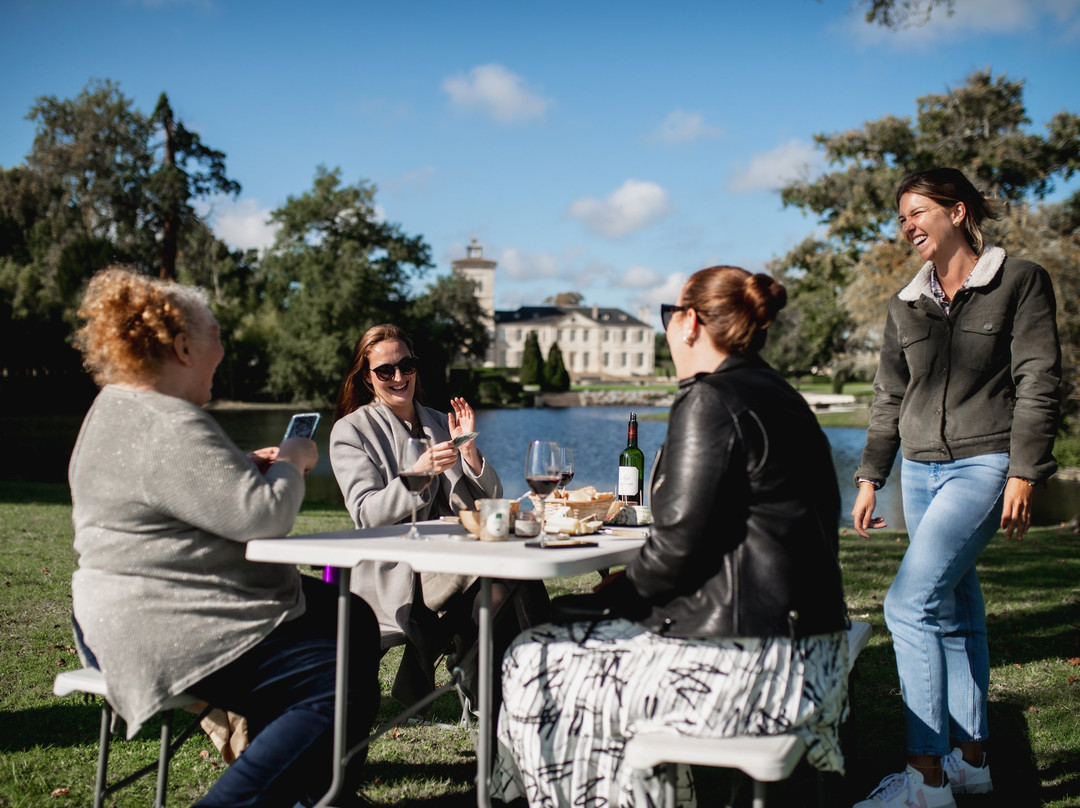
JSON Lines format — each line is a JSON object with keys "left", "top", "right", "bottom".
{"left": 853, "top": 765, "right": 957, "bottom": 808}
{"left": 942, "top": 748, "right": 993, "bottom": 794}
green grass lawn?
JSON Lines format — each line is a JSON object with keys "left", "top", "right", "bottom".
{"left": 2, "top": 482, "right": 1078, "bottom": 806}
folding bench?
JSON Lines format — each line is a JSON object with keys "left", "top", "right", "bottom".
{"left": 53, "top": 666, "right": 208, "bottom": 808}
{"left": 624, "top": 620, "right": 873, "bottom": 808}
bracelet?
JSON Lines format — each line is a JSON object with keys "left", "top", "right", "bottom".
{"left": 856, "top": 477, "right": 881, "bottom": 490}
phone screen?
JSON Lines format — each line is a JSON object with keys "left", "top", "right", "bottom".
{"left": 283, "top": 412, "right": 321, "bottom": 441}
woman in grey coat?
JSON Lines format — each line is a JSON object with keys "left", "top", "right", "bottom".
{"left": 68, "top": 267, "right": 380, "bottom": 807}
{"left": 330, "top": 324, "right": 548, "bottom": 705}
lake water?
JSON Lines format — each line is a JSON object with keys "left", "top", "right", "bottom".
{"left": 9, "top": 405, "right": 1080, "bottom": 529}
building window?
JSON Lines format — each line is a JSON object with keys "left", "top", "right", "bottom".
{"left": 557, "top": 329, "right": 563, "bottom": 340}
{"left": 515, "top": 329, "right": 522, "bottom": 340}
{"left": 499, "top": 328, "right": 507, "bottom": 340}
{"left": 583, "top": 351, "right": 590, "bottom": 367}
{"left": 569, "top": 329, "right": 575, "bottom": 341}
{"left": 621, "top": 330, "right": 627, "bottom": 342}
{"left": 637, "top": 329, "right": 645, "bottom": 342}
{"left": 603, "top": 353, "right": 610, "bottom": 367}
{"left": 569, "top": 352, "right": 576, "bottom": 369}
{"left": 635, "top": 353, "right": 644, "bottom": 367}
{"left": 620, "top": 353, "right": 628, "bottom": 367}
{"left": 603, "top": 330, "right": 610, "bottom": 342}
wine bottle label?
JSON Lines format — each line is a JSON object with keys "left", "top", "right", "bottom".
{"left": 618, "top": 465, "right": 639, "bottom": 496}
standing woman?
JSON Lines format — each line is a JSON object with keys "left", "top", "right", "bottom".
{"left": 492, "top": 266, "right": 850, "bottom": 808}
{"left": 68, "top": 267, "right": 381, "bottom": 807}
{"left": 852, "top": 168, "right": 1061, "bottom": 808}
{"left": 330, "top": 324, "right": 548, "bottom": 704}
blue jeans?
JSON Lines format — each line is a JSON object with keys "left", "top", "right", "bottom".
{"left": 884, "top": 454, "right": 1007, "bottom": 757}
{"left": 190, "top": 576, "right": 380, "bottom": 808}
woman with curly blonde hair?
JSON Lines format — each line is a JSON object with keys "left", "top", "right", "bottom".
{"left": 69, "top": 266, "right": 380, "bottom": 807}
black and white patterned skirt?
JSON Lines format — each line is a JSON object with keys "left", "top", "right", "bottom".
{"left": 492, "top": 619, "right": 848, "bottom": 807}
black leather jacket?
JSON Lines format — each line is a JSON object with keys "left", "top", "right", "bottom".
{"left": 617, "top": 355, "right": 847, "bottom": 639}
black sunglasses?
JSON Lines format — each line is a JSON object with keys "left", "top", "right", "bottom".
{"left": 660, "top": 304, "right": 688, "bottom": 331}
{"left": 370, "top": 356, "right": 420, "bottom": 382}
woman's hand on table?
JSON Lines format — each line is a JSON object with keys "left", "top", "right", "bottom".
{"left": 1001, "top": 476, "right": 1033, "bottom": 541}
{"left": 448, "top": 397, "right": 483, "bottom": 473}
{"left": 276, "top": 437, "right": 318, "bottom": 476}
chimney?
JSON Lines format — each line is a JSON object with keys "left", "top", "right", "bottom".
{"left": 591, "top": 304, "right": 599, "bottom": 319}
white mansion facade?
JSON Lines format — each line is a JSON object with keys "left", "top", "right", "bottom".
{"left": 452, "top": 240, "right": 656, "bottom": 379}
{"left": 495, "top": 306, "right": 654, "bottom": 378}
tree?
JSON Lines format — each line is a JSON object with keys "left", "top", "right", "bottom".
{"left": 543, "top": 341, "right": 570, "bottom": 391}
{"left": 994, "top": 194, "right": 1080, "bottom": 422}
{"left": 654, "top": 332, "right": 674, "bottom": 378}
{"left": 859, "top": 0, "right": 954, "bottom": 28}
{"left": 0, "top": 80, "right": 245, "bottom": 408}
{"left": 257, "top": 166, "right": 432, "bottom": 403}
{"left": 406, "top": 272, "right": 492, "bottom": 406}
{"left": 149, "top": 93, "right": 240, "bottom": 280}
{"left": 519, "top": 331, "right": 543, "bottom": 386}
{"left": 542, "top": 291, "right": 584, "bottom": 306}
{"left": 773, "top": 70, "right": 1080, "bottom": 369}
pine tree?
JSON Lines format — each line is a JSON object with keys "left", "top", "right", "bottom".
{"left": 519, "top": 331, "right": 543, "bottom": 386}
{"left": 544, "top": 341, "right": 570, "bottom": 391}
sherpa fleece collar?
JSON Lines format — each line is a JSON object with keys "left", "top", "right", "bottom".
{"left": 898, "top": 245, "right": 1007, "bottom": 302}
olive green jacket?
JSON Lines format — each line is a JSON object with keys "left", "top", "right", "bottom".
{"left": 856, "top": 246, "right": 1061, "bottom": 487}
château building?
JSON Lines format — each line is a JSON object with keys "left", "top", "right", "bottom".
{"left": 452, "top": 239, "right": 656, "bottom": 379}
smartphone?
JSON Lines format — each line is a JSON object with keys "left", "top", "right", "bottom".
{"left": 283, "top": 412, "right": 321, "bottom": 442}
{"left": 452, "top": 431, "right": 478, "bottom": 449}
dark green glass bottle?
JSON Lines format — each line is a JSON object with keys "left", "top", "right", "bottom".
{"left": 617, "top": 412, "right": 644, "bottom": 505}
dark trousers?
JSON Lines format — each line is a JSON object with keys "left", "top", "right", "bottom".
{"left": 190, "top": 576, "right": 380, "bottom": 808}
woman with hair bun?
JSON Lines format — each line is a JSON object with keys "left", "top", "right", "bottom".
{"left": 852, "top": 168, "right": 1061, "bottom": 808}
{"left": 492, "top": 265, "right": 850, "bottom": 807}
{"left": 68, "top": 266, "right": 380, "bottom": 807}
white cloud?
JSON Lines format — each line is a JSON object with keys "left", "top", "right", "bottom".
{"left": 729, "top": 140, "right": 822, "bottom": 193}
{"left": 630, "top": 272, "right": 689, "bottom": 331}
{"left": 649, "top": 109, "right": 723, "bottom": 145}
{"left": 441, "top": 64, "right": 551, "bottom": 124}
{"left": 498, "top": 247, "right": 563, "bottom": 281}
{"left": 567, "top": 179, "right": 672, "bottom": 238}
{"left": 200, "top": 196, "right": 278, "bottom": 251}
{"left": 615, "top": 265, "right": 663, "bottom": 289}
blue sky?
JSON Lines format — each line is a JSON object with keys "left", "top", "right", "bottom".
{"left": 3, "top": 0, "right": 1078, "bottom": 328}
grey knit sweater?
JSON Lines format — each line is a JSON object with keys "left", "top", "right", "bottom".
{"left": 69, "top": 386, "right": 307, "bottom": 738}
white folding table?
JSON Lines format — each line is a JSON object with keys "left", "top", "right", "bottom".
{"left": 246, "top": 523, "right": 645, "bottom": 808}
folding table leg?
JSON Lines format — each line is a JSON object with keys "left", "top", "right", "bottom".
{"left": 94, "top": 703, "right": 112, "bottom": 808}
{"left": 313, "top": 568, "right": 352, "bottom": 808}
{"left": 475, "top": 577, "right": 493, "bottom": 807}
{"left": 154, "top": 710, "right": 174, "bottom": 807}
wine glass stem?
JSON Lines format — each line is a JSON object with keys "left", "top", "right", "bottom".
{"left": 540, "top": 493, "right": 548, "bottom": 547}
{"left": 409, "top": 495, "right": 419, "bottom": 539}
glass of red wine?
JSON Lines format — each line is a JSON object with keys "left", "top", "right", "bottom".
{"left": 399, "top": 437, "right": 435, "bottom": 540}
{"left": 558, "top": 447, "right": 575, "bottom": 491}
{"left": 525, "top": 440, "right": 561, "bottom": 547}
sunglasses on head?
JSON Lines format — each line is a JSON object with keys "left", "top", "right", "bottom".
{"left": 370, "top": 356, "right": 419, "bottom": 382}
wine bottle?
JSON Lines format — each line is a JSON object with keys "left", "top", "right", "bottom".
{"left": 617, "top": 412, "right": 644, "bottom": 505}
